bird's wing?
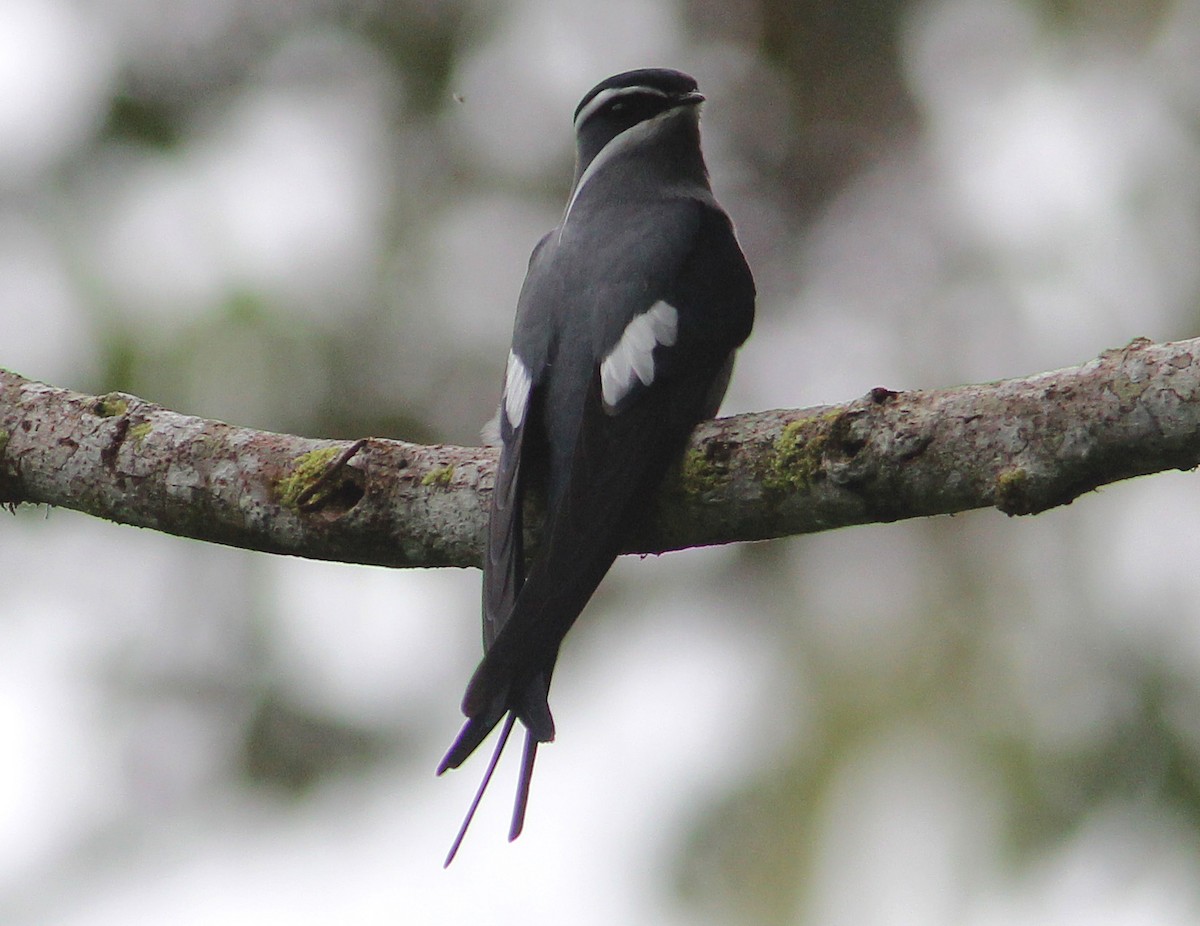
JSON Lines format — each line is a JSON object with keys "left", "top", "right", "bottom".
{"left": 437, "top": 233, "right": 556, "bottom": 779}
{"left": 459, "top": 201, "right": 755, "bottom": 739}
{"left": 482, "top": 231, "right": 558, "bottom": 650}
{"left": 482, "top": 358, "right": 530, "bottom": 651}
{"left": 460, "top": 350, "right": 733, "bottom": 725}
{"left": 439, "top": 202, "right": 753, "bottom": 861}
{"left": 440, "top": 355, "right": 730, "bottom": 864}
{"left": 438, "top": 351, "right": 546, "bottom": 774}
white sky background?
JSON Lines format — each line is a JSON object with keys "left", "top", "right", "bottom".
{"left": 4, "top": 0, "right": 1200, "bottom": 923}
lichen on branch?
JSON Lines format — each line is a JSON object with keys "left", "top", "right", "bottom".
{"left": 2, "top": 336, "right": 1199, "bottom": 569}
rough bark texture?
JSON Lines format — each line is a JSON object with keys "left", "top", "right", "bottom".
{"left": 2, "top": 336, "right": 1199, "bottom": 569}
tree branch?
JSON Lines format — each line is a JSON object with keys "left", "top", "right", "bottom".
{"left": 3, "top": 336, "right": 1199, "bottom": 568}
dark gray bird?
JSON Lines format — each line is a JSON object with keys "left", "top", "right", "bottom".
{"left": 438, "top": 67, "right": 755, "bottom": 863}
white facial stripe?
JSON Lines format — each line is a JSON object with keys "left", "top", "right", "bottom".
{"left": 503, "top": 351, "right": 532, "bottom": 429}
{"left": 572, "top": 84, "right": 668, "bottom": 131}
{"left": 600, "top": 301, "right": 679, "bottom": 408}
{"left": 562, "top": 107, "right": 678, "bottom": 228}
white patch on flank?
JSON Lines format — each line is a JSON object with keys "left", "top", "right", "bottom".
{"left": 503, "top": 350, "right": 532, "bottom": 429}
{"left": 479, "top": 410, "right": 501, "bottom": 446}
{"left": 600, "top": 301, "right": 679, "bottom": 408}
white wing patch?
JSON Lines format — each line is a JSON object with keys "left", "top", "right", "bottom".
{"left": 503, "top": 351, "right": 532, "bottom": 429}
{"left": 600, "top": 301, "right": 679, "bottom": 408}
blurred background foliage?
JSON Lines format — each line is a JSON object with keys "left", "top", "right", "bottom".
{"left": 4, "top": 0, "right": 1200, "bottom": 923}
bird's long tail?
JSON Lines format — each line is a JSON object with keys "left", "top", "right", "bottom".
{"left": 442, "top": 713, "right": 517, "bottom": 867}
{"left": 440, "top": 714, "right": 543, "bottom": 865}
{"left": 509, "top": 731, "right": 538, "bottom": 841}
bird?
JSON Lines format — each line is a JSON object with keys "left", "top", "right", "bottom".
{"left": 437, "top": 67, "right": 755, "bottom": 864}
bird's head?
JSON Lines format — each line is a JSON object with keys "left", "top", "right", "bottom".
{"left": 567, "top": 68, "right": 708, "bottom": 207}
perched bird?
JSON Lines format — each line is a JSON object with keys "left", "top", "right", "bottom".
{"left": 438, "top": 67, "right": 755, "bottom": 863}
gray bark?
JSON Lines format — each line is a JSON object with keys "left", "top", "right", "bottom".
{"left": 2, "top": 336, "right": 1199, "bottom": 569}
